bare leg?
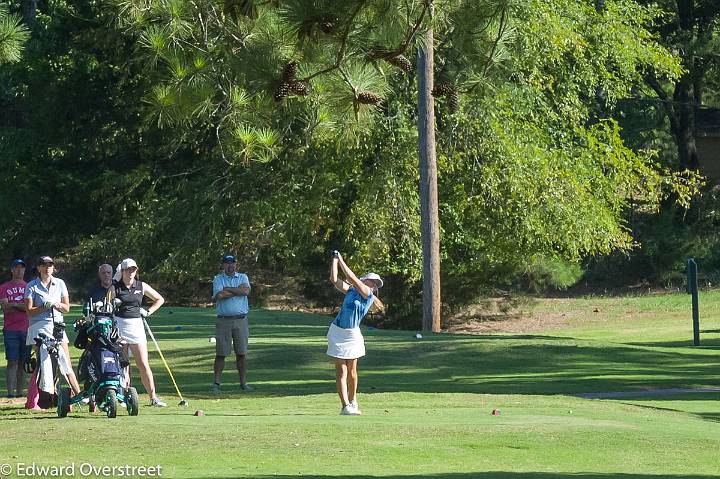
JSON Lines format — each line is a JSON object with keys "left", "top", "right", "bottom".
{"left": 122, "top": 344, "right": 131, "bottom": 388}
{"left": 236, "top": 354, "right": 246, "bottom": 385}
{"left": 334, "top": 358, "right": 349, "bottom": 407}
{"left": 214, "top": 356, "right": 225, "bottom": 384}
{"left": 6, "top": 360, "right": 18, "bottom": 396}
{"left": 130, "top": 343, "right": 157, "bottom": 398}
{"left": 60, "top": 343, "right": 81, "bottom": 395}
{"left": 347, "top": 359, "right": 358, "bottom": 404}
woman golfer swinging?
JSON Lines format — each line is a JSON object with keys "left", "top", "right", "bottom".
{"left": 327, "top": 250, "right": 383, "bottom": 415}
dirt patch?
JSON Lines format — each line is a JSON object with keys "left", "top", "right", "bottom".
{"left": 443, "top": 298, "right": 581, "bottom": 335}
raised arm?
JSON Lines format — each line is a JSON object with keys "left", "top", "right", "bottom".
{"left": 330, "top": 252, "right": 349, "bottom": 293}
{"left": 337, "top": 255, "right": 372, "bottom": 299}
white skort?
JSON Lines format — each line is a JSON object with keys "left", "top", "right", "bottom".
{"left": 326, "top": 322, "right": 365, "bottom": 359}
{"left": 115, "top": 316, "right": 147, "bottom": 345}
{"left": 26, "top": 320, "right": 69, "bottom": 346}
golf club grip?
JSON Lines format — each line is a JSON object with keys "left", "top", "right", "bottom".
{"left": 143, "top": 319, "right": 185, "bottom": 402}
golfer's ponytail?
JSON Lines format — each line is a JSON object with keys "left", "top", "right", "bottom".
{"left": 370, "top": 296, "right": 385, "bottom": 313}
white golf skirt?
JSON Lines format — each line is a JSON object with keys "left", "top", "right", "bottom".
{"left": 326, "top": 322, "right": 365, "bottom": 359}
{"left": 115, "top": 316, "right": 147, "bottom": 345}
{"left": 26, "top": 321, "right": 69, "bottom": 346}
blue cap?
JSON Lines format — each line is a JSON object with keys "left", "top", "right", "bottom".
{"left": 11, "top": 259, "right": 26, "bottom": 267}
{"left": 222, "top": 254, "right": 236, "bottom": 263}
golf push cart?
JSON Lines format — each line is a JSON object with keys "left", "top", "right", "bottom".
{"left": 56, "top": 299, "right": 139, "bottom": 419}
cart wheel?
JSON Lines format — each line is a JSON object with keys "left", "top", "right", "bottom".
{"left": 106, "top": 389, "right": 117, "bottom": 418}
{"left": 126, "top": 387, "right": 139, "bottom": 416}
{"left": 57, "top": 387, "right": 71, "bottom": 418}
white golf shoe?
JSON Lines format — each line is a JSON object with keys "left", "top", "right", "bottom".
{"left": 150, "top": 397, "right": 167, "bottom": 407}
{"left": 340, "top": 404, "right": 360, "bottom": 416}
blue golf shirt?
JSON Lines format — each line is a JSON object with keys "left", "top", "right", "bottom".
{"left": 213, "top": 272, "right": 250, "bottom": 316}
{"left": 333, "top": 287, "right": 375, "bottom": 330}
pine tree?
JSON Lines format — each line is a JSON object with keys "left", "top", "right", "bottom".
{"left": 0, "top": 4, "right": 30, "bottom": 64}
{"left": 109, "top": 0, "right": 515, "bottom": 332}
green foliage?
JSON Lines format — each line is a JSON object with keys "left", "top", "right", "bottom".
{"left": 109, "top": 0, "right": 522, "bottom": 160}
{"left": 431, "top": 0, "right": 700, "bottom": 299}
{"left": 0, "top": 0, "right": 709, "bottom": 315}
{"left": 524, "top": 256, "right": 584, "bottom": 291}
{"left": 0, "top": 3, "right": 29, "bottom": 64}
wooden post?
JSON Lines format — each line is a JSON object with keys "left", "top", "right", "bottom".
{"left": 687, "top": 258, "right": 700, "bottom": 346}
{"left": 416, "top": 3, "right": 441, "bottom": 333}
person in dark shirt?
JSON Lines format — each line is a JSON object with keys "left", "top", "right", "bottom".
{"left": 109, "top": 258, "right": 166, "bottom": 407}
{"left": 86, "top": 264, "right": 113, "bottom": 304}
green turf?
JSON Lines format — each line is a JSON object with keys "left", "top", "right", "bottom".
{"left": 1, "top": 293, "right": 719, "bottom": 478}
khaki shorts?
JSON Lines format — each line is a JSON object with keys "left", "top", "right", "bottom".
{"left": 215, "top": 316, "right": 248, "bottom": 356}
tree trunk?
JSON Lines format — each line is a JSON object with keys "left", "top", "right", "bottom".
{"left": 416, "top": 16, "right": 441, "bottom": 333}
{"left": 673, "top": 86, "right": 699, "bottom": 170}
{"left": 646, "top": 1, "right": 702, "bottom": 172}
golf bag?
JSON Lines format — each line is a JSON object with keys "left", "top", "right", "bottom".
{"left": 75, "top": 312, "right": 128, "bottom": 387}
{"left": 56, "top": 300, "right": 139, "bottom": 419}
{"left": 33, "top": 321, "right": 69, "bottom": 409}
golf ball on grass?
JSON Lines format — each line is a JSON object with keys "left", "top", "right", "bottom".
{"left": 209, "top": 337, "right": 216, "bottom": 343}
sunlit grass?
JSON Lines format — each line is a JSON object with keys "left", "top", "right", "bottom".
{"left": 0, "top": 296, "right": 719, "bottom": 478}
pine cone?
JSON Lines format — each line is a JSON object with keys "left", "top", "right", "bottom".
{"left": 356, "top": 91, "right": 381, "bottom": 105}
{"left": 432, "top": 82, "right": 454, "bottom": 97}
{"left": 447, "top": 89, "right": 459, "bottom": 113}
{"left": 387, "top": 55, "right": 412, "bottom": 74}
{"left": 288, "top": 81, "right": 309, "bottom": 96}
{"left": 282, "top": 61, "right": 299, "bottom": 82}
{"left": 274, "top": 82, "right": 290, "bottom": 102}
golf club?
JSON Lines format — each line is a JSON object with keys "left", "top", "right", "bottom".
{"left": 143, "top": 318, "right": 189, "bottom": 407}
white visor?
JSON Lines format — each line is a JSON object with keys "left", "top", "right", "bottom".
{"left": 359, "top": 272, "right": 383, "bottom": 289}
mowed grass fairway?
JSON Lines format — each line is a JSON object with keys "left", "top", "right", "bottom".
{"left": 2, "top": 292, "right": 720, "bottom": 478}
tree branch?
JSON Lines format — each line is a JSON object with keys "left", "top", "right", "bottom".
{"left": 646, "top": 71, "right": 679, "bottom": 134}
{"left": 368, "top": 3, "right": 428, "bottom": 61}
{"left": 301, "top": 0, "right": 367, "bottom": 82}
{"left": 481, "top": 5, "right": 508, "bottom": 78}
{"left": 398, "top": 3, "right": 427, "bottom": 53}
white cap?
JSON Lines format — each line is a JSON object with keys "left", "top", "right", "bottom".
{"left": 114, "top": 258, "right": 138, "bottom": 282}
{"left": 120, "top": 258, "right": 138, "bottom": 270}
{"left": 359, "top": 272, "right": 383, "bottom": 289}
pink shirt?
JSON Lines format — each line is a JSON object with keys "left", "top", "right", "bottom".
{"left": 0, "top": 280, "right": 28, "bottom": 332}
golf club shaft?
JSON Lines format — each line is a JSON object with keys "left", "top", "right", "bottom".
{"left": 143, "top": 318, "right": 185, "bottom": 402}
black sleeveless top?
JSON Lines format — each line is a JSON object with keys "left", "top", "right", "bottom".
{"left": 113, "top": 279, "right": 144, "bottom": 318}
